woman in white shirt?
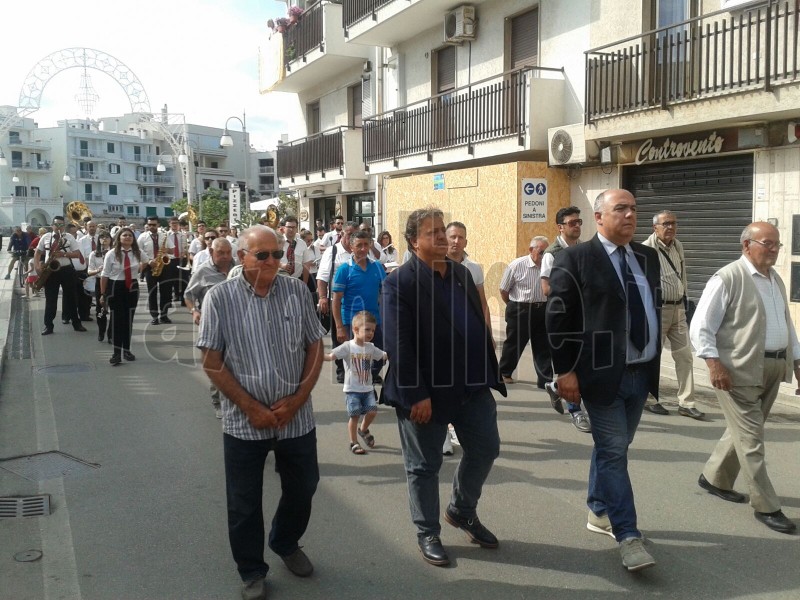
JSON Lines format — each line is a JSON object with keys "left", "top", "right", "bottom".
{"left": 377, "top": 230, "right": 397, "bottom": 266}
{"left": 100, "top": 228, "right": 144, "bottom": 365}
{"left": 87, "top": 231, "right": 113, "bottom": 343}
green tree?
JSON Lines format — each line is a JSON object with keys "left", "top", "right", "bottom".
{"left": 171, "top": 188, "right": 231, "bottom": 228}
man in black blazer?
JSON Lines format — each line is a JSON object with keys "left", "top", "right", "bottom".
{"left": 546, "top": 189, "right": 661, "bottom": 572}
{"left": 381, "top": 207, "right": 506, "bottom": 567}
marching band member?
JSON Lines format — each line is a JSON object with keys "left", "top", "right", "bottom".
{"left": 139, "top": 216, "right": 172, "bottom": 325}
{"left": 166, "top": 217, "right": 189, "bottom": 308}
{"left": 87, "top": 231, "right": 113, "bottom": 342}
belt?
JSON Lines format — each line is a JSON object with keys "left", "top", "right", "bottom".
{"left": 764, "top": 349, "right": 787, "bottom": 359}
{"left": 664, "top": 300, "right": 683, "bottom": 305}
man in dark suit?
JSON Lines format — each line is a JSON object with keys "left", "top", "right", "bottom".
{"left": 546, "top": 189, "right": 661, "bottom": 572}
{"left": 381, "top": 207, "right": 506, "bottom": 567}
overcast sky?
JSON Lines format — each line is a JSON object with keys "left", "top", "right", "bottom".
{"left": 0, "top": 0, "right": 296, "bottom": 150}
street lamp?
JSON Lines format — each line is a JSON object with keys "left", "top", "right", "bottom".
{"left": 12, "top": 171, "right": 20, "bottom": 183}
{"left": 178, "top": 138, "right": 200, "bottom": 218}
{"left": 156, "top": 157, "right": 166, "bottom": 172}
{"left": 62, "top": 170, "right": 71, "bottom": 182}
{"left": 219, "top": 113, "right": 249, "bottom": 213}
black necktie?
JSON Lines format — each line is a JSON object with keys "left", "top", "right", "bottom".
{"left": 617, "top": 246, "right": 649, "bottom": 352}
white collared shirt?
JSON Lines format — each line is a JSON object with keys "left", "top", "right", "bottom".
{"left": 690, "top": 255, "right": 800, "bottom": 357}
{"left": 597, "top": 233, "right": 659, "bottom": 363}
{"left": 500, "top": 254, "right": 545, "bottom": 302}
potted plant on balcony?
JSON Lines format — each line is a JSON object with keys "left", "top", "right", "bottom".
{"left": 275, "top": 17, "right": 290, "bottom": 33}
{"left": 288, "top": 6, "right": 304, "bottom": 24}
{"left": 285, "top": 44, "right": 296, "bottom": 61}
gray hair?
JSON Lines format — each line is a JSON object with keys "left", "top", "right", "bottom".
{"left": 653, "top": 210, "right": 675, "bottom": 225}
{"left": 593, "top": 190, "right": 608, "bottom": 213}
{"left": 238, "top": 225, "right": 278, "bottom": 251}
{"left": 530, "top": 235, "right": 549, "bottom": 248}
{"left": 210, "top": 237, "right": 232, "bottom": 252}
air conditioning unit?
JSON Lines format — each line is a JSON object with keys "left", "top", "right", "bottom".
{"left": 547, "top": 124, "right": 587, "bottom": 166}
{"left": 444, "top": 5, "right": 476, "bottom": 43}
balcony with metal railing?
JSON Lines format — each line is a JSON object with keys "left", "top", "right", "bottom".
{"left": 277, "top": 126, "right": 366, "bottom": 189}
{"left": 259, "top": 166, "right": 275, "bottom": 174}
{"left": 7, "top": 138, "right": 51, "bottom": 150}
{"left": 74, "top": 149, "right": 106, "bottom": 160}
{"left": 344, "top": 0, "right": 485, "bottom": 46}
{"left": 585, "top": 0, "right": 800, "bottom": 137}
{"left": 136, "top": 174, "right": 175, "bottom": 185}
{"left": 261, "top": 1, "right": 372, "bottom": 93}
{"left": 10, "top": 159, "right": 52, "bottom": 171}
{"left": 363, "top": 66, "right": 565, "bottom": 174}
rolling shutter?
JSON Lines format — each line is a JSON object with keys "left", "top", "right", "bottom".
{"left": 511, "top": 8, "right": 539, "bottom": 69}
{"left": 436, "top": 45, "right": 456, "bottom": 94}
{"left": 625, "top": 154, "right": 754, "bottom": 302}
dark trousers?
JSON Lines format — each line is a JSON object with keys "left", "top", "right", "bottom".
{"left": 498, "top": 301, "right": 553, "bottom": 387}
{"left": 75, "top": 270, "right": 92, "bottom": 320}
{"left": 145, "top": 268, "right": 171, "bottom": 319}
{"left": 108, "top": 279, "right": 138, "bottom": 352}
{"left": 172, "top": 258, "right": 186, "bottom": 302}
{"left": 224, "top": 430, "right": 319, "bottom": 582}
{"left": 43, "top": 265, "right": 79, "bottom": 329}
{"left": 330, "top": 321, "right": 344, "bottom": 379}
{"left": 95, "top": 286, "right": 110, "bottom": 341}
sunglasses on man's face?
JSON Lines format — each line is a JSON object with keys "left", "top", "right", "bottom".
{"left": 242, "top": 249, "right": 284, "bottom": 261}
{"left": 205, "top": 236, "right": 217, "bottom": 240}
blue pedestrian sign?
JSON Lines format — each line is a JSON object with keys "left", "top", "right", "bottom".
{"left": 521, "top": 178, "right": 547, "bottom": 222}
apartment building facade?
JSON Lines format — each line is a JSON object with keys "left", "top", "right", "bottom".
{"left": 0, "top": 111, "right": 273, "bottom": 228}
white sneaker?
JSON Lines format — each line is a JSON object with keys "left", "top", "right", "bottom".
{"left": 587, "top": 511, "right": 615, "bottom": 538}
{"left": 442, "top": 436, "right": 454, "bottom": 456}
{"left": 448, "top": 426, "right": 460, "bottom": 446}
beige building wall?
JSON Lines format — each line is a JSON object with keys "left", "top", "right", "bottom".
{"left": 384, "top": 161, "right": 570, "bottom": 315}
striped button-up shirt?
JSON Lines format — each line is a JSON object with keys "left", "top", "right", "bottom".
{"left": 197, "top": 274, "right": 327, "bottom": 441}
{"left": 500, "top": 254, "right": 546, "bottom": 303}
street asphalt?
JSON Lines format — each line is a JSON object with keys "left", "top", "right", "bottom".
{"left": 1, "top": 258, "right": 799, "bottom": 600}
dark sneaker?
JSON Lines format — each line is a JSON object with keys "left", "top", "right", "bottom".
{"left": 444, "top": 507, "right": 498, "bottom": 548}
{"left": 619, "top": 537, "right": 655, "bottom": 571}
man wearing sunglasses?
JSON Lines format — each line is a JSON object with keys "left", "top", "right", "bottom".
{"left": 33, "top": 216, "right": 87, "bottom": 335}
{"left": 690, "top": 221, "right": 798, "bottom": 535}
{"left": 643, "top": 210, "right": 703, "bottom": 419}
{"left": 198, "top": 226, "right": 326, "bottom": 598}
{"left": 540, "top": 206, "right": 591, "bottom": 433}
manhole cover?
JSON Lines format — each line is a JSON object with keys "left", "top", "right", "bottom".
{"left": 14, "top": 550, "right": 43, "bottom": 562}
{"left": 35, "top": 363, "right": 94, "bottom": 375}
{"left": 0, "top": 452, "right": 99, "bottom": 482}
{"left": 0, "top": 495, "right": 51, "bottom": 518}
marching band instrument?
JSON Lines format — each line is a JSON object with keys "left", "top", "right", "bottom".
{"left": 150, "top": 234, "right": 171, "bottom": 277}
{"left": 34, "top": 234, "right": 66, "bottom": 292}
{"left": 66, "top": 201, "right": 92, "bottom": 227}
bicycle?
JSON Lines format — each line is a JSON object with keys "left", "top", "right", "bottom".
{"left": 12, "top": 251, "right": 27, "bottom": 288}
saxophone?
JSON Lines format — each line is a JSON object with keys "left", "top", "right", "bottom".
{"left": 150, "top": 234, "right": 170, "bottom": 277}
{"left": 34, "top": 235, "right": 65, "bottom": 292}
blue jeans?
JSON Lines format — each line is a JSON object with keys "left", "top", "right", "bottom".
{"left": 584, "top": 366, "right": 649, "bottom": 542}
{"left": 223, "top": 430, "right": 319, "bottom": 582}
{"left": 395, "top": 387, "right": 500, "bottom": 539}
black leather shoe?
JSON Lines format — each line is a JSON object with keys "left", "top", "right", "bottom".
{"left": 444, "top": 507, "right": 499, "bottom": 548}
{"left": 41, "top": 327, "right": 54, "bottom": 336}
{"left": 644, "top": 402, "right": 669, "bottom": 415}
{"left": 418, "top": 535, "right": 450, "bottom": 566}
{"left": 123, "top": 351, "right": 136, "bottom": 362}
{"left": 698, "top": 474, "right": 746, "bottom": 503}
{"left": 61, "top": 319, "right": 70, "bottom": 325}
{"left": 109, "top": 354, "right": 121, "bottom": 366}
{"left": 679, "top": 406, "right": 705, "bottom": 419}
{"left": 754, "top": 510, "right": 797, "bottom": 534}
{"left": 160, "top": 316, "right": 172, "bottom": 324}
{"left": 73, "top": 325, "right": 87, "bottom": 332}
{"left": 150, "top": 318, "right": 160, "bottom": 325}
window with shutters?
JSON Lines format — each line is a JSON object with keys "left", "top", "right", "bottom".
{"left": 432, "top": 46, "right": 456, "bottom": 149}
{"left": 361, "top": 74, "right": 373, "bottom": 119}
{"left": 510, "top": 8, "right": 539, "bottom": 70}
{"left": 307, "top": 101, "right": 321, "bottom": 135}
{"left": 349, "top": 83, "right": 362, "bottom": 128}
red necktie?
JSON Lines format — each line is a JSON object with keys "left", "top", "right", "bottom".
{"left": 91, "top": 237, "right": 96, "bottom": 251}
{"left": 123, "top": 250, "right": 132, "bottom": 290}
{"left": 173, "top": 233, "right": 179, "bottom": 258}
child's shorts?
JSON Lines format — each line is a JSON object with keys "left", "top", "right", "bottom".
{"left": 345, "top": 391, "right": 378, "bottom": 417}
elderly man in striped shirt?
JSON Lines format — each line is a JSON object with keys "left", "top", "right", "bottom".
{"left": 498, "top": 236, "right": 553, "bottom": 388}
{"left": 198, "top": 225, "right": 327, "bottom": 600}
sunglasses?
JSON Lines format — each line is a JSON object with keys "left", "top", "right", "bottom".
{"left": 242, "top": 249, "right": 284, "bottom": 261}
{"left": 204, "top": 236, "right": 217, "bottom": 240}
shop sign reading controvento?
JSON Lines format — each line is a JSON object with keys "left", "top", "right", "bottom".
{"left": 521, "top": 179, "right": 547, "bottom": 222}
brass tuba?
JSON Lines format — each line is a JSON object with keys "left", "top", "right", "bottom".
{"left": 66, "top": 201, "right": 92, "bottom": 227}
{"left": 264, "top": 205, "right": 280, "bottom": 228}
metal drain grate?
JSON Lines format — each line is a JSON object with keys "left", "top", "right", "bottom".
{"left": 8, "top": 292, "right": 32, "bottom": 360}
{"left": 0, "top": 495, "right": 51, "bottom": 518}
{"left": 0, "top": 451, "right": 99, "bottom": 482}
